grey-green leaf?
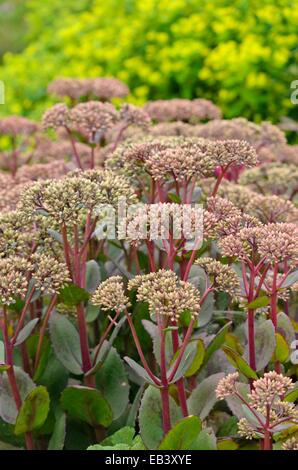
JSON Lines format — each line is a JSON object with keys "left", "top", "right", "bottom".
{"left": 187, "top": 373, "right": 225, "bottom": 420}
{"left": 49, "top": 313, "right": 83, "bottom": 375}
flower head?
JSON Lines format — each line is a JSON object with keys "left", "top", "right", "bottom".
{"left": 119, "top": 104, "right": 151, "bottom": 129}
{"left": 282, "top": 437, "right": 298, "bottom": 450}
{"left": 31, "top": 253, "right": 70, "bottom": 294}
{"left": 70, "top": 101, "right": 118, "bottom": 143}
{"left": 128, "top": 270, "right": 200, "bottom": 321}
{"left": 91, "top": 276, "right": 130, "bottom": 311}
{"left": 0, "top": 116, "right": 38, "bottom": 136}
{"left": 216, "top": 372, "right": 239, "bottom": 399}
{"left": 42, "top": 103, "right": 70, "bottom": 130}
{"left": 144, "top": 98, "right": 221, "bottom": 123}
{"left": 0, "top": 257, "right": 32, "bottom": 304}
{"left": 195, "top": 257, "right": 240, "bottom": 296}
{"left": 212, "top": 139, "right": 258, "bottom": 168}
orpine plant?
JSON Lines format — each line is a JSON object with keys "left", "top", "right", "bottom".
{"left": 216, "top": 372, "right": 298, "bottom": 450}
{"left": 18, "top": 170, "right": 137, "bottom": 385}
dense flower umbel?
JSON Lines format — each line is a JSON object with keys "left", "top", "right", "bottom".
{"left": 195, "top": 118, "right": 286, "bottom": 150}
{"left": 215, "top": 372, "right": 239, "bottom": 399}
{"left": 120, "top": 136, "right": 216, "bottom": 182}
{"left": 70, "top": 101, "right": 118, "bottom": 143}
{"left": 18, "top": 170, "right": 136, "bottom": 226}
{"left": 195, "top": 257, "right": 240, "bottom": 296}
{"left": 257, "top": 223, "right": 298, "bottom": 265}
{"left": 128, "top": 270, "right": 200, "bottom": 321}
{"left": 144, "top": 98, "right": 221, "bottom": 123}
{"left": 0, "top": 116, "right": 38, "bottom": 136}
{"left": 42, "top": 103, "right": 70, "bottom": 130}
{"left": 48, "top": 77, "right": 129, "bottom": 101}
{"left": 91, "top": 276, "right": 130, "bottom": 312}
{"left": 0, "top": 257, "right": 32, "bottom": 304}
{"left": 31, "top": 253, "right": 70, "bottom": 294}
{"left": 48, "top": 78, "right": 89, "bottom": 101}
{"left": 216, "top": 372, "right": 298, "bottom": 441}
{"left": 239, "top": 163, "right": 298, "bottom": 198}
{"left": 119, "top": 104, "right": 151, "bottom": 129}
{"left": 211, "top": 139, "right": 258, "bottom": 168}
{"left": 246, "top": 194, "right": 298, "bottom": 224}
{"left": 282, "top": 437, "right": 298, "bottom": 450}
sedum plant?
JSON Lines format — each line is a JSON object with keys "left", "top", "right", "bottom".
{"left": 0, "top": 75, "right": 297, "bottom": 452}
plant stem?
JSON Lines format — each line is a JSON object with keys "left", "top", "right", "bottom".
{"left": 270, "top": 264, "right": 280, "bottom": 373}
{"left": 34, "top": 295, "right": 57, "bottom": 372}
{"left": 171, "top": 322, "right": 188, "bottom": 417}
{"left": 247, "top": 267, "right": 256, "bottom": 372}
{"left": 92, "top": 310, "right": 121, "bottom": 366}
{"left": 157, "top": 313, "right": 171, "bottom": 434}
{"left": 12, "top": 288, "right": 36, "bottom": 345}
{"left": 77, "top": 303, "right": 93, "bottom": 374}
{"left": 2, "top": 308, "right": 34, "bottom": 450}
{"left": 124, "top": 310, "right": 161, "bottom": 386}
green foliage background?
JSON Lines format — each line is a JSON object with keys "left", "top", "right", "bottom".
{"left": 0, "top": 0, "right": 297, "bottom": 121}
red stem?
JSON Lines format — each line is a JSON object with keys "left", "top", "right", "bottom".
{"left": 124, "top": 309, "right": 161, "bottom": 386}
{"left": 66, "top": 127, "right": 83, "bottom": 170}
{"left": 270, "top": 264, "right": 281, "bottom": 373}
{"left": 157, "top": 313, "right": 171, "bottom": 434}
{"left": 247, "top": 267, "right": 256, "bottom": 373}
{"left": 34, "top": 295, "right": 57, "bottom": 372}
{"left": 2, "top": 308, "right": 34, "bottom": 450}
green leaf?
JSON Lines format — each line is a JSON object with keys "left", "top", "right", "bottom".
{"left": 203, "top": 322, "right": 231, "bottom": 365}
{"left": 0, "top": 367, "right": 35, "bottom": 424}
{"left": 217, "top": 439, "right": 238, "bottom": 450}
{"left": 48, "top": 408, "right": 66, "bottom": 450}
{"left": 284, "top": 384, "right": 298, "bottom": 403}
{"left": 88, "top": 443, "right": 131, "bottom": 450}
{"left": 277, "top": 312, "right": 295, "bottom": 344}
{"left": 14, "top": 318, "right": 39, "bottom": 346}
{"left": 250, "top": 319, "right": 276, "bottom": 371}
{"left": 58, "top": 283, "right": 90, "bottom": 306}
{"left": 15, "top": 386, "right": 50, "bottom": 435}
{"left": 126, "top": 385, "right": 144, "bottom": 428}
{"left": 217, "top": 416, "right": 239, "bottom": 437}
{"left": 86, "top": 304, "right": 100, "bottom": 323}
{"left": 47, "top": 229, "right": 63, "bottom": 244}
{"left": 280, "top": 270, "right": 298, "bottom": 288}
{"left": 167, "top": 192, "right": 181, "bottom": 203}
{"left": 187, "top": 373, "right": 225, "bottom": 420}
{"left": 185, "top": 339, "right": 205, "bottom": 377}
{"left": 101, "top": 426, "right": 135, "bottom": 446}
{"left": 49, "top": 313, "right": 83, "bottom": 375}
{"left": 246, "top": 296, "right": 270, "bottom": 309}
{"left": 222, "top": 346, "right": 258, "bottom": 380}
{"left": 191, "top": 429, "right": 217, "bottom": 450}
{"left": 142, "top": 319, "right": 173, "bottom": 368}
{"left": 61, "top": 386, "right": 113, "bottom": 427}
{"left": 158, "top": 416, "right": 201, "bottom": 450}
{"left": 274, "top": 333, "right": 290, "bottom": 363}
{"left": 124, "top": 357, "right": 157, "bottom": 386}
{"left": 198, "top": 291, "right": 214, "bottom": 327}
{"left": 95, "top": 344, "right": 129, "bottom": 420}
{"left": 139, "top": 385, "right": 182, "bottom": 450}
{"left": 167, "top": 341, "right": 198, "bottom": 383}
{"left": 85, "top": 260, "right": 101, "bottom": 294}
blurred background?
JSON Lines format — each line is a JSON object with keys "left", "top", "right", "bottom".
{"left": 0, "top": 0, "right": 297, "bottom": 122}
